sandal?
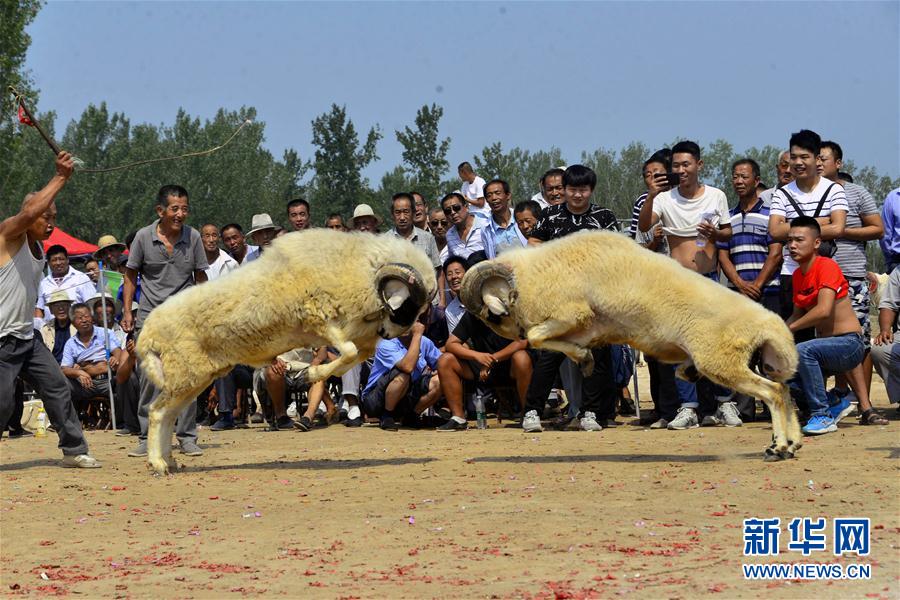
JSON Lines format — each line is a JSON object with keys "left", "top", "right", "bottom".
{"left": 859, "top": 409, "right": 889, "bottom": 426}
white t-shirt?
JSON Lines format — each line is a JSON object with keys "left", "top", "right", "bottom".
{"left": 461, "top": 176, "right": 491, "bottom": 217}
{"left": 650, "top": 184, "right": 731, "bottom": 237}
{"left": 204, "top": 250, "right": 239, "bottom": 280}
{"left": 531, "top": 191, "right": 550, "bottom": 211}
{"left": 769, "top": 177, "right": 848, "bottom": 275}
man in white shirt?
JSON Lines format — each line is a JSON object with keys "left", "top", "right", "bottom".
{"left": 767, "top": 129, "right": 847, "bottom": 317}
{"left": 458, "top": 162, "right": 490, "bottom": 216}
{"left": 638, "top": 140, "right": 733, "bottom": 276}
{"left": 638, "top": 141, "right": 735, "bottom": 431}
{"left": 442, "top": 192, "right": 489, "bottom": 261}
{"left": 35, "top": 244, "right": 96, "bottom": 322}
{"left": 220, "top": 223, "right": 260, "bottom": 266}
{"left": 201, "top": 223, "right": 238, "bottom": 280}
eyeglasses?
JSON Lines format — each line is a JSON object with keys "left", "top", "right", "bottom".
{"left": 429, "top": 219, "right": 448, "bottom": 227}
{"left": 443, "top": 204, "right": 464, "bottom": 214}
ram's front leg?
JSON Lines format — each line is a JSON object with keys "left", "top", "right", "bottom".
{"left": 306, "top": 324, "right": 365, "bottom": 382}
{"left": 526, "top": 320, "right": 594, "bottom": 375}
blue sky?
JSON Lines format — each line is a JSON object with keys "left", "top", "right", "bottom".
{"left": 25, "top": 1, "right": 900, "bottom": 186}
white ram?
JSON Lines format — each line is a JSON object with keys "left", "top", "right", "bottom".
{"left": 460, "top": 229, "right": 801, "bottom": 461}
{"left": 136, "top": 229, "right": 436, "bottom": 475}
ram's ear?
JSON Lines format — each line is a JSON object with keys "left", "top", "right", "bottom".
{"left": 483, "top": 294, "right": 509, "bottom": 317}
{"left": 382, "top": 279, "right": 411, "bottom": 311}
{"left": 482, "top": 275, "right": 513, "bottom": 316}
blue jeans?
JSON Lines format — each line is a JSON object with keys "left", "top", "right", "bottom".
{"left": 791, "top": 333, "right": 865, "bottom": 417}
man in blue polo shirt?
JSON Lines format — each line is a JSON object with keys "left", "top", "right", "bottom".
{"left": 482, "top": 179, "right": 528, "bottom": 258}
{"left": 60, "top": 303, "right": 123, "bottom": 413}
{"left": 361, "top": 318, "right": 443, "bottom": 431}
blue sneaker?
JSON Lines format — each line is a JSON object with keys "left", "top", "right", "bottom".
{"left": 801, "top": 414, "right": 837, "bottom": 435}
{"left": 827, "top": 395, "right": 853, "bottom": 424}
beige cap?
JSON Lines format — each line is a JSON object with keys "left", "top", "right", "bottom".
{"left": 352, "top": 204, "right": 381, "bottom": 224}
{"left": 246, "top": 213, "right": 279, "bottom": 237}
{"left": 46, "top": 290, "right": 74, "bottom": 305}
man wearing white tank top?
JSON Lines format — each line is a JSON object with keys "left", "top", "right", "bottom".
{"left": 0, "top": 151, "right": 100, "bottom": 468}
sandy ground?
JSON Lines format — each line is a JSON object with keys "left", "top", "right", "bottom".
{"left": 1, "top": 366, "right": 898, "bottom": 599}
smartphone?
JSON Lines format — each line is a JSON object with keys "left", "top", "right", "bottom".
{"left": 663, "top": 172, "right": 681, "bottom": 186}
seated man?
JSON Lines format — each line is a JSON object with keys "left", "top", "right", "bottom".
{"left": 786, "top": 217, "right": 865, "bottom": 435}
{"left": 438, "top": 299, "right": 533, "bottom": 428}
{"left": 361, "top": 320, "right": 442, "bottom": 431}
{"left": 287, "top": 347, "right": 339, "bottom": 432}
{"left": 35, "top": 244, "right": 96, "bottom": 322}
{"left": 443, "top": 256, "right": 468, "bottom": 334}
{"left": 251, "top": 347, "right": 321, "bottom": 431}
{"left": 39, "top": 290, "right": 76, "bottom": 363}
{"left": 871, "top": 268, "right": 899, "bottom": 410}
{"left": 60, "top": 303, "right": 123, "bottom": 424}
{"left": 88, "top": 292, "right": 139, "bottom": 435}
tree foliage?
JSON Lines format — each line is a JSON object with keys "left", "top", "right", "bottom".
{"left": 1, "top": 0, "right": 44, "bottom": 200}
{"left": 395, "top": 103, "right": 450, "bottom": 203}
{"left": 309, "top": 104, "right": 381, "bottom": 221}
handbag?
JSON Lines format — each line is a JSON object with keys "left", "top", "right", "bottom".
{"left": 780, "top": 183, "right": 839, "bottom": 258}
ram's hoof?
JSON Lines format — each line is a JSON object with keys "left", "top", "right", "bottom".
{"left": 148, "top": 458, "right": 172, "bottom": 476}
{"left": 763, "top": 447, "right": 793, "bottom": 462}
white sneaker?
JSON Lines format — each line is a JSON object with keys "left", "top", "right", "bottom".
{"left": 716, "top": 401, "right": 743, "bottom": 427}
{"left": 667, "top": 407, "right": 699, "bottom": 430}
{"left": 649, "top": 418, "right": 668, "bottom": 429}
{"left": 286, "top": 401, "right": 298, "bottom": 418}
{"left": 522, "top": 410, "right": 543, "bottom": 433}
{"left": 61, "top": 454, "right": 101, "bottom": 468}
{"left": 579, "top": 411, "right": 603, "bottom": 432}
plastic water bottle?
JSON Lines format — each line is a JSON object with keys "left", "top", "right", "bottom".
{"left": 474, "top": 393, "right": 487, "bottom": 430}
{"left": 696, "top": 211, "right": 720, "bottom": 247}
{"left": 35, "top": 408, "right": 47, "bottom": 438}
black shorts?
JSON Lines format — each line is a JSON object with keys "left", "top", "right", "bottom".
{"left": 361, "top": 367, "right": 433, "bottom": 418}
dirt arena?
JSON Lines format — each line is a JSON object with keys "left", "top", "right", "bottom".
{"left": 2, "top": 367, "right": 898, "bottom": 599}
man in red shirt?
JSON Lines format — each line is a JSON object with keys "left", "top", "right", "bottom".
{"left": 786, "top": 216, "right": 864, "bottom": 435}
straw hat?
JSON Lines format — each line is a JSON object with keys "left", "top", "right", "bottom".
{"left": 352, "top": 204, "right": 381, "bottom": 225}
{"left": 46, "top": 290, "right": 74, "bottom": 306}
{"left": 93, "top": 234, "right": 126, "bottom": 259}
{"left": 246, "top": 213, "right": 279, "bottom": 237}
{"left": 86, "top": 291, "right": 122, "bottom": 316}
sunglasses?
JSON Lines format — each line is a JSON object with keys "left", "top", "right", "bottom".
{"left": 443, "top": 204, "right": 464, "bottom": 214}
{"left": 429, "top": 219, "right": 448, "bottom": 227}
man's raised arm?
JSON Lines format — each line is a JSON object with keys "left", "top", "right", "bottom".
{"left": 0, "top": 151, "right": 74, "bottom": 240}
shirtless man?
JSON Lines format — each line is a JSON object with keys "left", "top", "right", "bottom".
{"left": 637, "top": 141, "right": 734, "bottom": 430}
{"left": 638, "top": 140, "right": 732, "bottom": 275}
{"left": 0, "top": 151, "right": 100, "bottom": 467}
{"left": 786, "top": 216, "right": 864, "bottom": 435}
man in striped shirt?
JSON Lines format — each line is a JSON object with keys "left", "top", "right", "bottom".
{"left": 768, "top": 129, "right": 847, "bottom": 319}
{"left": 717, "top": 159, "right": 783, "bottom": 315}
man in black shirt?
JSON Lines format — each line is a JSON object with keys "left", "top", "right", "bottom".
{"left": 437, "top": 260, "right": 533, "bottom": 431}
{"left": 524, "top": 165, "right": 620, "bottom": 432}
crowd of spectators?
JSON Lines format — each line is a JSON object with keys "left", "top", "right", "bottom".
{"left": 4, "top": 131, "right": 898, "bottom": 464}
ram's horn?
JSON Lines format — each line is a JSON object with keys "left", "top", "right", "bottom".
{"left": 375, "top": 263, "right": 428, "bottom": 325}
{"left": 459, "top": 261, "right": 516, "bottom": 318}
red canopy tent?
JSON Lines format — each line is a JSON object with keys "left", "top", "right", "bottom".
{"left": 42, "top": 227, "right": 98, "bottom": 258}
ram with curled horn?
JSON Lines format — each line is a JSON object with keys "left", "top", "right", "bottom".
{"left": 460, "top": 230, "right": 804, "bottom": 463}
{"left": 135, "top": 229, "right": 436, "bottom": 475}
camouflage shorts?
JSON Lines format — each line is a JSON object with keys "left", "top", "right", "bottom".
{"left": 847, "top": 278, "right": 871, "bottom": 350}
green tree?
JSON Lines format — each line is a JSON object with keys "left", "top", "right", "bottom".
{"left": 1, "top": 0, "right": 44, "bottom": 200}
{"left": 395, "top": 103, "right": 450, "bottom": 203}
{"left": 309, "top": 104, "right": 381, "bottom": 220}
